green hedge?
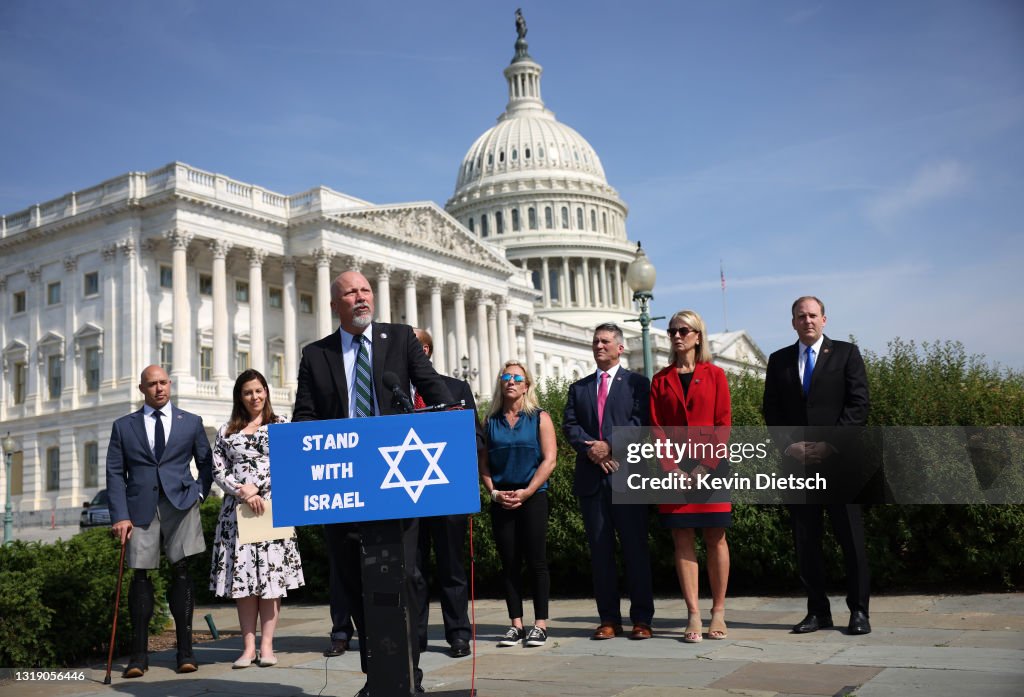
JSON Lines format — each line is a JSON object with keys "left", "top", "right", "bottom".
{"left": 0, "top": 531, "right": 170, "bottom": 668}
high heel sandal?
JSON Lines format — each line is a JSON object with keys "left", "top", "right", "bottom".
{"left": 682, "top": 614, "right": 703, "bottom": 643}
{"left": 709, "top": 609, "right": 728, "bottom": 640}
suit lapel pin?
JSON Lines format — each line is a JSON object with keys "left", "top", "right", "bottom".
{"left": 823, "top": 348, "right": 830, "bottom": 354}
{"left": 694, "top": 379, "right": 701, "bottom": 384}
{"left": 380, "top": 332, "right": 387, "bottom": 339}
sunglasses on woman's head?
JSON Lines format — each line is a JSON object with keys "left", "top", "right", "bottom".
{"left": 500, "top": 373, "right": 525, "bottom": 383}
{"left": 667, "top": 327, "right": 697, "bottom": 338}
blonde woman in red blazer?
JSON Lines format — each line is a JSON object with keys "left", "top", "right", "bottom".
{"left": 649, "top": 310, "right": 732, "bottom": 644}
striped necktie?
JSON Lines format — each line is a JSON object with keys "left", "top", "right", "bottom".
{"left": 352, "top": 334, "right": 374, "bottom": 418}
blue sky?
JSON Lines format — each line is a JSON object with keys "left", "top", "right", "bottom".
{"left": 2, "top": 1, "right": 1022, "bottom": 368}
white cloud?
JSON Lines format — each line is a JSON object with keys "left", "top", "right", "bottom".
{"left": 866, "top": 160, "right": 970, "bottom": 223}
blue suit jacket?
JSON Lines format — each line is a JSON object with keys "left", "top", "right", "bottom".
{"left": 563, "top": 368, "right": 651, "bottom": 497}
{"left": 105, "top": 405, "right": 214, "bottom": 526}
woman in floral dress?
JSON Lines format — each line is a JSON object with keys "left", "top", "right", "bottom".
{"left": 210, "top": 369, "right": 303, "bottom": 668}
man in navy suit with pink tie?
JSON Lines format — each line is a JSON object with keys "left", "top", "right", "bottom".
{"left": 564, "top": 323, "right": 655, "bottom": 640}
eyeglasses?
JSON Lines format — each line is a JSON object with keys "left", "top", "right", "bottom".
{"left": 667, "top": 327, "right": 698, "bottom": 338}
{"left": 500, "top": 373, "right": 526, "bottom": 384}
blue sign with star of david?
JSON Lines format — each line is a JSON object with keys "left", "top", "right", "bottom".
{"left": 268, "top": 410, "right": 481, "bottom": 526}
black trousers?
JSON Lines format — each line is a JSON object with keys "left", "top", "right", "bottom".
{"left": 491, "top": 491, "right": 550, "bottom": 621}
{"left": 416, "top": 514, "right": 471, "bottom": 649}
{"left": 324, "top": 523, "right": 356, "bottom": 642}
{"left": 338, "top": 518, "right": 424, "bottom": 684}
{"left": 788, "top": 504, "right": 871, "bottom": 616}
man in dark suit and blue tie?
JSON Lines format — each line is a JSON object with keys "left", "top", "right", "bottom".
{"left": 762, "top": 296, "right": 872, "bottom": 636}
{"left": 106, "top": 364, "right": 214, "bottom": 677}
{"left": 563, "top": 323, "right": 655, "bottom": 640}
{"left": 292, "top": 270, "right": 451, "bottom": 696}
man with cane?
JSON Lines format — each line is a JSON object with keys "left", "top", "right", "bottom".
{"left": 106, "top": 365, "right": 213, "bottom": 677}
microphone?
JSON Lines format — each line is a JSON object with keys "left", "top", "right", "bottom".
{"left": 414, "top": 399, "right": 467, "bottom": 412}
{"left": 383, "top": 371, "right": 415, "bottom": 414}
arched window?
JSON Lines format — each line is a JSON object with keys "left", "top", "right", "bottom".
{"left": 481, "top": 215, "right": 489, "bottom": 237}
{"left": 590, "top": 209, "right": 597, "bottom": 231}
{"left": 512, "top": 209, "right": 521, "bottom": 232}
{"left": 544, "top": 207, "right": 553, "bottom": 228}
{"left": 525, "top": 147, "right": 531, "bottom": 159}
{"left": 511, "top": 148, "right": 518, "bottom": 161}
{"left": 467, "top": 217, "right": 475, "bottom": 233}
{"left": 495, "top": 211, "right": 504, "bottom": 235}
{"left": 561, "top": 207, "right": 569, "bottom": 229}
{"left": 499, "top": 150, "right": 505, "bottom": 163}
{"left": 576, "top": 208, "right": 584, "bottom": 229}
{"left": 528, "top": 207, "right": 538, "bottom": 230}
{"left": 538, "top": 145, "right": 545, "bottom": 159}
{"left": 487, "top": 153, "right": 493, "bottom": 166}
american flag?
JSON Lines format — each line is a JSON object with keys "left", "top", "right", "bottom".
{"left": 720, "top": 261, "right": 726, "bottom": 291}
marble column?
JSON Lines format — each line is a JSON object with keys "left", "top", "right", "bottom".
{"left": 404, "top": 272, "right": 419, "bottom": 327}
{"left": 376, "top": 264, "right": 393, "bottom": 323}
{"left": 101, "top": 244, "right": 119, "bottom": 389}
{"left": 541, "top": 257, "right": 551, "bottom": 308}
{"left": 565, "top": 256, "right": 573, "bottom": 305}
{"left": 429, "top": 279, "right": 446, "bottom": 374}
{"left": 496, "top": 299, "right": 510, "bottom": 362}
{"left": 599, "top": 260, "right": 609, "bottom": 308}
{"left": 282, "top": 256, "right": 298, "bottom": 389}
{"left": 523, "top": 315, "right": 536, "bottom": 377}
{"left": 313, "top": 248, "right": 334, "bottom": 337}
{"left": 487, "top": 304, "right": 499, "bottom": 374}
{"left": 453, "top": 284, "right": 468, "bottom": 378}
{"left": 581, "top": 257, "right": 592, "bottom": 307}
{"left": 247, "top": 249, "right": 267, "bottom": 374}
{"left": 167, "top": 230, "right": 193, "bottom": 380}
{"left": 210, "top": 240, "right": 232, "bottom": 383}
{"left": 508, "top": 314, "right": 519, "bottom": 360}
{"left": 614, "top": 260, "right": 623, "bottom": 308}
{"left": 474, "top": 291, "right": 491, "bottom": 392}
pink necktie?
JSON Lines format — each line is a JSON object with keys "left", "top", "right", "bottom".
{"left": 597, "top": 371, "right": 609, "bottom": 439}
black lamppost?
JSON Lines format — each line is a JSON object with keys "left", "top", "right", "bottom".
{"left": 3, "top": 432, "right": 15, "bottom": 545}
{"left": 625, "top": 242, "right": 662, "bottom": 380}
{"left": 452, "top": 355, "right": 478, "bottom": 383}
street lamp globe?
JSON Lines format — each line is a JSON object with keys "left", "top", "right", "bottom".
{"left": 625, "top": 242, "right": 656, "bottom": 295}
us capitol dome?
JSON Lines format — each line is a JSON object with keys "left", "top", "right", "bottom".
{"left": 445, "top": 14, "right": 640, "bottom": 329}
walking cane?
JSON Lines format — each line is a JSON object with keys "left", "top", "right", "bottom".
{"left": 103, "top": 539, "right": 127, "bottom": 685}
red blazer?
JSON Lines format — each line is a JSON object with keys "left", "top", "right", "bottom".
{"left": 650, "top": 362, "right": 732, "bottom": 515}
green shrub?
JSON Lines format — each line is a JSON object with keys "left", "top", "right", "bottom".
{"left": 0, "top": 532, "right": 169, "bottom": 668}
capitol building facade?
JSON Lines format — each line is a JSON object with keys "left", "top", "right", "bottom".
{"left": 0, "top": 27, "right": 764, "bottom": 516}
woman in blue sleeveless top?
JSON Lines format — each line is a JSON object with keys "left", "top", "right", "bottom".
{"left": 481, "top": 359, "right": 558, "bottom": 648}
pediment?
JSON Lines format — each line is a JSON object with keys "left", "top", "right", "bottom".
{"left": 38, "top": 331, "right": 65, "bottom": 349}
{"left": 3, "top": 339, "right": 28, "bottom": 355}
{"left": 74, "top": 322, "right": 104, "bottom": 340}
{"left": 330, "top": 203, "right": 513, "bottom": 273}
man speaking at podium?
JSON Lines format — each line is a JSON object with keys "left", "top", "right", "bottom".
{"left": 293, "top": 269, "right": 452, "bottom": 696}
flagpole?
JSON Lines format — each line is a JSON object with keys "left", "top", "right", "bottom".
{"left": 720, "top": 259, "right": 729, "bottom": 332}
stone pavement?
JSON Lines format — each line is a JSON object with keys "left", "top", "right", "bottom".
{"left": 2, "top": 593, "right": 1022, "bottom": 697}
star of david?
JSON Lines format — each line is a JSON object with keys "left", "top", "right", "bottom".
{"left": 377, "top": 428, "right": 449, "bottom": 503}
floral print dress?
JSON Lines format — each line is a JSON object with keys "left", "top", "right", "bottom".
{"left": 209, "top": 416, "right": 304, "bottom": 599}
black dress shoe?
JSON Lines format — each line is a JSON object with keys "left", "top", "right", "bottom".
{"left": 324, "top": 638, "right": 349, "bottom": 657}
{"left": 792, "top": 613, "right": 834, "bottom": 633}
{"left": 848, "top": 610, "right": 872, "bottom": 635}
{"left": 449, "top": 638, "right": 471, "bottom": 657}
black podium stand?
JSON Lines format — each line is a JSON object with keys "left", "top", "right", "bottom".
{"left": 360, "top": 519, "right": 417, "bottom": 697}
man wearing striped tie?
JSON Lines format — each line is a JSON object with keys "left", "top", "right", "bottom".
{"left": 293, "top": 270, "right": 452, "bottom": 696}
{"left": 762, "top": 296, "right": 872, "bottom": 637}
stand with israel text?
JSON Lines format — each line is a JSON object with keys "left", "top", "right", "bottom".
{"left": 269, "top": 409, "right": 480, "bottom": 697}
